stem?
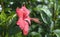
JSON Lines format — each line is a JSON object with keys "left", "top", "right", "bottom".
{"left": 53, "top": 0, "right": 58, "bottom": 30}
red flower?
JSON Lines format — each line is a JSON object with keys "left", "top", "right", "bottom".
{"left": 16, "top": 6, "right": 31, "bottom": 35}
{"left": 16, "top": 5, "right": 41, "bottom": 35}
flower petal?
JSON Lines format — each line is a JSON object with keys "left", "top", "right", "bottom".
{"left": 23, "top": 21, "right": 29, "bottom": 35}
{"left": 17, "top": 18, "right": 25, "bottom": 30}
{"left": 24, "top": 16, "right": 31, "bottom": 24}
{"left": 16, "top": 8, "right": 23, "bottom": 18}
{"left": 22, "top": 6, "right": 30, "bottom": 16}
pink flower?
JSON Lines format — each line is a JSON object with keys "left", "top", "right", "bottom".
{"left": 16, "top": 5, "right": 41, "bottom": 35}
{"left": 16, "top": 5, "right": 31, "bottom": 35}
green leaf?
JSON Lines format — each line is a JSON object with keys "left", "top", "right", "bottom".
{"left": 36, "top": 5, "right": 52, "bottom": 17}
{"left": 31, "top": 32, "right": 38, "bottom": 35}
{"left": 53, "top": 29, "right": 60, "bottom": 37}
{"left": 36, "top": 5, "right": 52, "bottom": 24}
{"left": 40, "top": 11, "right": 51, "bottom": 24}
{"left": 1, "top": 11, "right": 7, "bottom": 21}
{"left": 30, "top": 32, "right": 41, "bottom": 37}
{"left": 6, "top": 14, "right": 16, "bottom": 26}
{"left": 15, "top": 32, "right": 22, "bottom": 37}
{"left": 0, "top": 14, "right": 16, "bottom": 26}
{"left": 36, "top": 5, "right": 42, "bottom": 10}
{"left": 0, "top": 10, "right": 7, "bottom": 25}
{"left": 45, "top": 34, "right": 53, "bottom": 37}
{"left": 50, "top": 21, "right": 54, "bottom": 31}
{"left": 38, "top": 27, "right": 43, "bottom": 33}
{"left": 41, "top": 5, "right": 52, "bottom": 17}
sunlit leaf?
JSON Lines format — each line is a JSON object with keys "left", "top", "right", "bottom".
{"left": 36, "top": 5, "right": 52, "bottom": 24}
{"left": 1, "top": 11, "right": 7, "bottom": 20}
{"left": 53, "top": 29, "right": 60, "bottom": 37}
{"left": 40, "top": 11, "right": 51, "bottom": 24}
{"left": 41, "top": 5, "right": 52, "bottom": 17}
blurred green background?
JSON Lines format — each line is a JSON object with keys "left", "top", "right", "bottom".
{"left": 0, "top": 0, "right": 60, "bottom": 37}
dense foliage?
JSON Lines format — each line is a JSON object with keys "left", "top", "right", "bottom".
{"left": 0, "top": 0, "right": 60, "bottom": 37}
